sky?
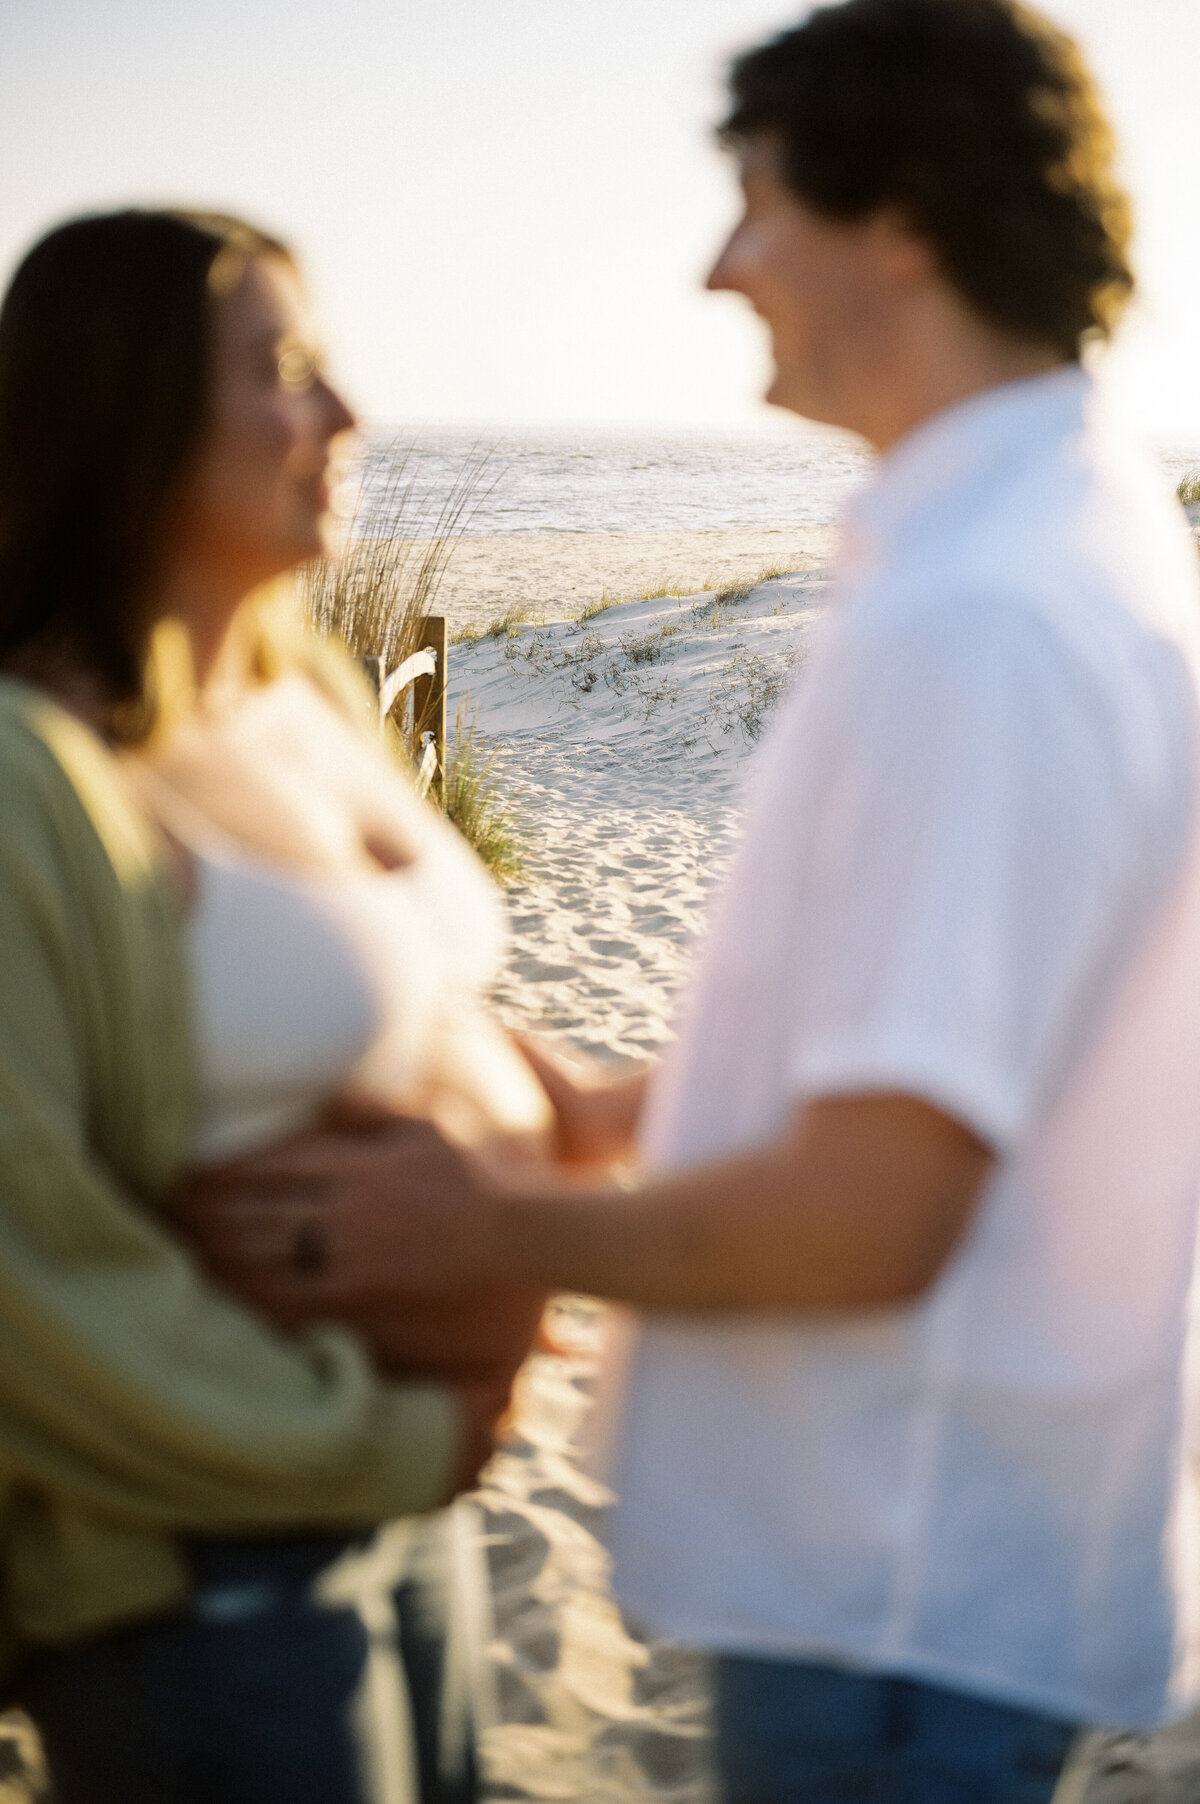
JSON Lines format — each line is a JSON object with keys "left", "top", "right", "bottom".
{"left": 2, "top": 0, "right": 1198, "bottom": 439}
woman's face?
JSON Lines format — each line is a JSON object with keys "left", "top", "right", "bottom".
{"left": 171, "top": 254, "right": 356, "bottom": 597}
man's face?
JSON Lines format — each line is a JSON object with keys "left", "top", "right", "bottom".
{"left": 707, "top": 135, "right": 912, "bottom": 427}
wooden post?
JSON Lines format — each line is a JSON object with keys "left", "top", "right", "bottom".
{"left": 410, "top": 615, "right": 447, "bottom": 806}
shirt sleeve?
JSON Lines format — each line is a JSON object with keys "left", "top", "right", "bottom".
{"left": 784, "top": 594, "right": 1184, "bottom": 1150}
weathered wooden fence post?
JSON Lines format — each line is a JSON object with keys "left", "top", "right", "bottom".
{"left": 359, "top": 618, "right": 448, "bottom": 805}
{"left": 410, "top": 615, "right": 447, "bottom": 807}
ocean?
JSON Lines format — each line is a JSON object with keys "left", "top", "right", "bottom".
{"left": 356, "top": 418, "right": 1200, "bottom": 540}
{"left": 357, "top": 421, "right": 869, "bottom": 538}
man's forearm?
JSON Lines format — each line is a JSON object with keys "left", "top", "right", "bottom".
{"left": 178, "top": 1094, "right": 992, "bottom": 1325}
{"left": 493, "top": 1093, "right": 992, "bottom": 1311}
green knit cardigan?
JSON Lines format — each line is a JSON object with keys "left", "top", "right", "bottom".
{"left": 0, "top": 678, "right": 457, "bottom": 1674}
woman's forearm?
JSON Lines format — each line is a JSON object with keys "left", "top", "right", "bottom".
{"left": 587, "top": 1066, "right": 651, "bottom": 1165}
{"left": 515, "top": 1037, "right": 651, "bottom": 1168}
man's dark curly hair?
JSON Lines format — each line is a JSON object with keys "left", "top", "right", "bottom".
{"left": 721, "top": 0, "right": 1134, "bottom": 357}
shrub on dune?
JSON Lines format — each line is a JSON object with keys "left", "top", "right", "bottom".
{"left": 445, "top": 701, "right": 525, "bottom": 884}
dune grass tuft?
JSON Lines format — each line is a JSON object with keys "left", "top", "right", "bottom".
{"left": 635, "top": 577, "right": 713, "bottom": 602}
{"left": 713, "top": 581, "right": 755, "bottom": 607}
{"left": 1178, "top": 471, "right": 1200, "bottom": 507}
{"left": 454, "top": 603, "right": 542, "bottom": 645}
{"left": 713, "top": 564, "right": 791, "bottom": 607}
{"left": 444, "top": 700, "right": 525, "bottom": 883}
{"left": 486, "top": 604, "right": 541, "bottom": 639}
{"left": 618, "top": 620, "right": 686, "bottom": 665}
{"left": 579, "top": 592, "right": 620, "bottom": 622}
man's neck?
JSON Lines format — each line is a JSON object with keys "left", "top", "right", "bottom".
{"left": 827, "top": 298, "right": 1070, "bottom": 453}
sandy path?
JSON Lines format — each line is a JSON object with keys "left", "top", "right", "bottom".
{"left": 451, "top": 575, "right": 818, "bottom": 1800}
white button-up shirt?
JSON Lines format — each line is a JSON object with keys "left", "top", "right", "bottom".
{"left": 606, "top": 367, "right": 1200, "bottom": 1728}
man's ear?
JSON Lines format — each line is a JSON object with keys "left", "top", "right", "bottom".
{"left": 867, "top": 207, "right": 940, "bottom": 290}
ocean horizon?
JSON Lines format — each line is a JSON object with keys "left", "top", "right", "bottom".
{"left": 353, "top": 418, "right": 1200, "bottom": 542}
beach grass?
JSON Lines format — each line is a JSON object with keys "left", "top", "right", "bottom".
{"left": 444, "top": 700, "right": 525, "bottom": 883}
{"left": 485, "top": 603, "right": 541, "bottom": 639}
{"left": 634, "top": 576, "right": 713, "bottom": 602}
{"left": 302, "top": 442, "right": 492, "bottom": 669}
{"left": 301, "top": 440, "right": 504, "bottom": 786}
{"left": 713, "top": 581, "right": 755, "bottom": 607}
{"left": 618, "top": 620, "right": 686, "bottom": 664}
{"left": 711, "top": 562, "right": 792, "bottom": 607}
{"left": 1178, "top": 471, "right": 1200, "bottom": 507}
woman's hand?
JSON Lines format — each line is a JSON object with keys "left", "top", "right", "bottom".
{"left": 511, "top": 1034, "right": 650, "bottom": 1170}
{"left": 443, "top": 1371, "right": 521, "bottom": 1498}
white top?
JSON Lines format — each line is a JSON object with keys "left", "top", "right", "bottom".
{"left": 187, "top": 846, "right": 450, "bottom": 1161}
{"left": 605, "top": 368, "right": 1200, "bottom": 1729}
{"left": 165, "top": 674, "right": 540, "bottom": 1163}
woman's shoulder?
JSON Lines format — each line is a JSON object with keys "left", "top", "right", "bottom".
{"left": 0, "top": 672, "right": 71, "bottom": 763}
{"left": 0, "top": 676, "right": 164, "bottom": 888}
{"left": 0, "top": 675, "right": 102, "bottom": 831}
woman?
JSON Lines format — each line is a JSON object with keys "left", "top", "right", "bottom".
{"left": 0, "top": 208, "right": 549, "bottom": 1803}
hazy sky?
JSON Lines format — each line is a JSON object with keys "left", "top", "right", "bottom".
{"left": 2, "top": 0, "right": 1198, "bottom": 437}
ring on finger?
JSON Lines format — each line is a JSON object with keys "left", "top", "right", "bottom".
{"left": 291, "top": 1219, "right": 328, "bottom": 1276}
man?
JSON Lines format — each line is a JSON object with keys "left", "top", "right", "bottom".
{"left": 192, "top": 2, "right": 1200, "bottom": 1797}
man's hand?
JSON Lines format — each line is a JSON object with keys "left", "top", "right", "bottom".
{"left": 176, "top": 1117, "right": 513, "bottom": 1324}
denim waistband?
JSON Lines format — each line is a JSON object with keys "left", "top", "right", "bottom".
{"left": 182, "top": 1530, "right": 375, "bottom": 1621}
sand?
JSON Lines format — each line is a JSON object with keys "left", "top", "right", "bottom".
{"left": 451, "top": 566, "right": 830, "bottom": 1066}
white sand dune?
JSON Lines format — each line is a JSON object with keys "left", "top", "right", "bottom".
{"left": 420, "top": 525, "right": 836, "bottom": 636}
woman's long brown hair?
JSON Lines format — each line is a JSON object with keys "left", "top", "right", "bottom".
{"left": 0, "top": 208, "right": 291, "bottom": 732}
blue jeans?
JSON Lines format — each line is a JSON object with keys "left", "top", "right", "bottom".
{"left": 13, "top": 1520, "right": 479, "bottom": 1804}
{"left": 714, "top": 1655, "right": 1079, "bottom": 1804}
